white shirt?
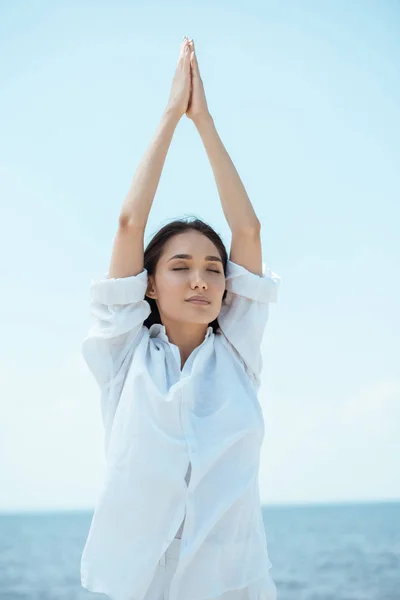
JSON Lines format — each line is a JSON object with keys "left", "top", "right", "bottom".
{"left": 80, "top": 258, "right": 281, "bottom": 600}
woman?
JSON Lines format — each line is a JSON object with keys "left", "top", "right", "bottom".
{"left": 81, "top": 37, "right": 280, "bottom": 600}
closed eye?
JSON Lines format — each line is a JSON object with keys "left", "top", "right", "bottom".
{"left": 172, "top": 267, "right": 221, "bottom": 273}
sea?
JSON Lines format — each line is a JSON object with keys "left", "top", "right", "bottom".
{"left": 0, "top": 501, "right": 399, "bottom": 600}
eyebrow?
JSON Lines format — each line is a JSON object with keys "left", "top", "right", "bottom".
{"left": 167, "top": 253, "right": 223, "bottom": 264}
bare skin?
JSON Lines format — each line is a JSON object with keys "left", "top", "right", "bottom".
{"left": 145, "top": 230, "right": 226, "bottom": 368}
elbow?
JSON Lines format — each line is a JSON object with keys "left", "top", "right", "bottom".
{"left": 118, "top": 213, "right": 145, "bottom": 230}
{"left": 118, "top": 213, "right": 131, "bottom": 228}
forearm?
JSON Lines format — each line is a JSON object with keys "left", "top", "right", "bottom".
{"left": 119, "top": 108, "right": 181, "bottom": 227}
{"left": 194, "top": 115, "right": 260, "bottom": 232}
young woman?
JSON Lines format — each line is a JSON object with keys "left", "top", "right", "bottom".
{"left": 81, "top": 37, "right": 280, "bottom": 600}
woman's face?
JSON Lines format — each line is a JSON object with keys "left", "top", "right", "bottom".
{"left": 146, "top": 230, "right": 226, "bottom": 326}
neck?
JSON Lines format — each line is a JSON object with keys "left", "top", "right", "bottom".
{"left": 162, "top": 320, "right": 210, "bottom": 362}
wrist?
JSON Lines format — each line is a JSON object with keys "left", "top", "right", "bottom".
{"left": 193, "top": 112, "right": 214, "bottom": 130}
{"left": 163, "top": 105, "right": 182, "bottom": 125}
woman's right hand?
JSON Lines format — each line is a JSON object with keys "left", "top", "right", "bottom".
{"left": 165, "top": 37, "right": 192, "bottom": 119}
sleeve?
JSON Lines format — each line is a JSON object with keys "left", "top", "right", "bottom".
{"left": 81, "top": 268, "right": 151, "bottom": 389}
{"left": 217, "top": 259, "right": 281, "bottom": 384}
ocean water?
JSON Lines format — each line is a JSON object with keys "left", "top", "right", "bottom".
{"left": 0, "top": 501, "right": 399, "bottom": 600}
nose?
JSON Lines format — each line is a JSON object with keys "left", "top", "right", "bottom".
{"left": 190, "top": 271, "right": 207, "bottom": 289}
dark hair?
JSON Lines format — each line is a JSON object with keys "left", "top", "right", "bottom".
{"left": 143, "top": 217, "right": 228, "bottom": 333}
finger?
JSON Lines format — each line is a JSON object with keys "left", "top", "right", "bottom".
{"left": 191, "top": 50, "right": 200, "bottom": 77}
{"left": 183, "top": 43, "right": 191, "bottom": 70}
{"left": 188, "top": 41, "right": 198, "bottom": 69}
{"left": 179, "top": 37, "right": 188, "bottom": 59}
{"left": 189, "top": 39, "right": 195, "bottom": 63}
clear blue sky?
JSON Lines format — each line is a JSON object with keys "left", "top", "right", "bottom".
{"left": 1, "top": 1, "right": 399, "bottom": 511}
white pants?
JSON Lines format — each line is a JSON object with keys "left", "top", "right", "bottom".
{"left": 143, "top": 537, "right": 181, "bottom": 600}
{"left": 143, "top": 537, "right": 277, "bottom": 600}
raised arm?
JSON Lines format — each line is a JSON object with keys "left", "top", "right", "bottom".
{"left": 109, "top": 37, "right": 192, "bottom": 279}
{"left": 108, "top": 109, "right": 179, "bottom": 279}
{"left": 194, "top": 115, "right": 263, "bottom": 276}
{"left": 186, "top": 40, "right": 262, "bottom": 277}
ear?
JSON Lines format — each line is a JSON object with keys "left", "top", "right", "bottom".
{"left": 146, "top": 276, "right": 157, "bottom": 300}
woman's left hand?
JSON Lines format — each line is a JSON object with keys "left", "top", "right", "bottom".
{"left": 186, "top": 40, "right": 211, "bottom": 123}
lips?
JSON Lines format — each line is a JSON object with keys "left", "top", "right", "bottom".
{"left": 186, "top": 297, "right": 210, "bottom": 304}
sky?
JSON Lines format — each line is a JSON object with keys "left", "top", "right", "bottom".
{"left": 0, "top": 0, "right": 399, "bottom": 512}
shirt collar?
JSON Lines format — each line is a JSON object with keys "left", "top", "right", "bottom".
{"left": 149, "top": 323, "right": 214, "bottom": 343}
